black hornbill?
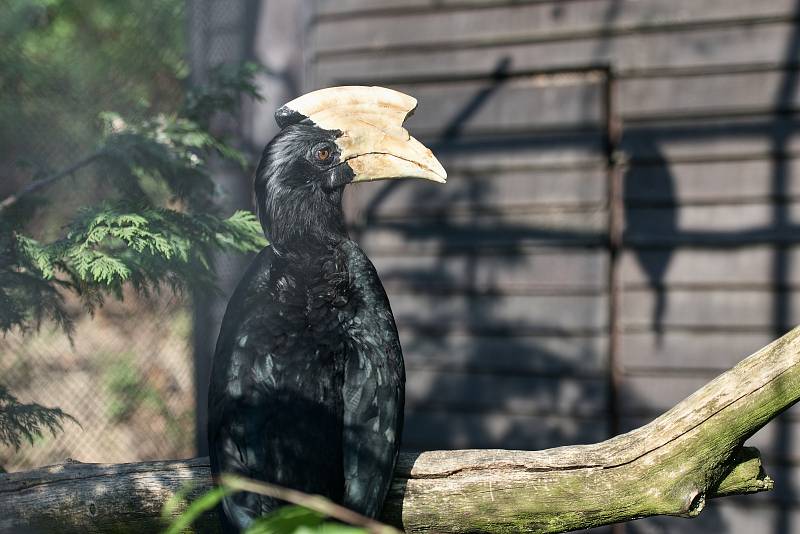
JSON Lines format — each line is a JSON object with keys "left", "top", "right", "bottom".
{"left": 207, "top": 86, "right": 447, "bottom": 532}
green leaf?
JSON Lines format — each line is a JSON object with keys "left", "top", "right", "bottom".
{"left": 88, "top": 253, "right": 131, "bottom": 284}
{"left": 244, "top": 506, "right": 325, "bottom": 534}
{"left": 244, "top": 508, "right": 368, "bottom": 534}
{"left": 162, "top": 485, "right": 233, "bottom": 534}
{"left": 314, "top": 524, "right": 367, "bottom": 534}
{"left": 16, "top": 235, "right": 56, "bottom": 279}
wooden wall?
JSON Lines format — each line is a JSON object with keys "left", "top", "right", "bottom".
{"left": 307, "top": 1, "right": 800, "bottom": 532}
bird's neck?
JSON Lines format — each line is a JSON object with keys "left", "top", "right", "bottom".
{"left": 262, "top": 185, "right": 349, "bottom": 255}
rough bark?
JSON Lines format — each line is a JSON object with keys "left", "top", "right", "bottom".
{"left": 3, "top": 326, "right": 800, "bottom": 534}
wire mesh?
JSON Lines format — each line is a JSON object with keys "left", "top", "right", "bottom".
{"left": 0, "top": 294, "right": 195, "bottom": 470}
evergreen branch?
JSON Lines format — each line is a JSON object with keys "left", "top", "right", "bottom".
{"left": 5, "top": 204, "right": 266, "bottom": 333}
{"left": 0, "top": 385, "right": 78, "bottom": 450}
{"left": 0, "top": 60, "right": 266, "bottom": 454}
{"left": 0, "top": 152, "right": 104, "bottom": 214}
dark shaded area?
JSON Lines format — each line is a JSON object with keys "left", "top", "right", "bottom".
{"left": 191, "top": 0, "right": 312, "bottom": 460}
{"left": 623, "top": 141, "right": 675, "bottom": 344}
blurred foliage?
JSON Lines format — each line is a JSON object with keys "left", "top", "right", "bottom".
{"left": 0, "top": 1, "right": 268, "bottom": 454}
{"left": 0, "top": 0, "right": 187, "bottom": 188}
{"left": 106, "top": 357, "right": 150, "bottom": 423}
{"left": 245, "top": 507, "right": 367, "bottom": 534}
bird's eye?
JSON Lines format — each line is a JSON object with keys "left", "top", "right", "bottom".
{"left": 316, "top": 147, "right": 332, "bottom": 162}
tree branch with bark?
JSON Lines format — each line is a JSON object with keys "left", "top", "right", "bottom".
{"left": 3, "top": 325, "right": 800, "bottom": 533}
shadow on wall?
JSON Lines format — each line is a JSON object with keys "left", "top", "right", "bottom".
{"left": 317, "top": 0, "right": 800, "bottom": 531}
{"left": 623, "top": 140, "right": 675, "bottom": 345}
{"left": 351, "top": 56, "right": 611, "bottom": 454}
{"left": 346, "top": 32, "right": 800, "bottom": 529}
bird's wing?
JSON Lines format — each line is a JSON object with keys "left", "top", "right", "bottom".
{"left": 339, "top": 242, "right": 405, "bottom": 518}
{"left": 207, "top": 246, "right": 275, "bottom": 445}
{"left": 207, "top": 246, "right": 280, "bottom": 532}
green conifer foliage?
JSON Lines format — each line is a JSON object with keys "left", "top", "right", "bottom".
{"left": 0, "top": 63, "right": 267, "bottom": 452}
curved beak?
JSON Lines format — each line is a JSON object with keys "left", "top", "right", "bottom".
{"left": 277, "top": 86, "right": 447, "bottom": 184}
{"left": 335, "top": 118, "right": 447, "bottom": 184}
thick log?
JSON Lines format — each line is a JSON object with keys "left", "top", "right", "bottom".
{"left": 4, "top": 326, "right": 800, "bottom": 533}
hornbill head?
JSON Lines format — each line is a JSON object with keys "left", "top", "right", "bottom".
{"left": 255, "top": 86, "right": 447, "bottom": 246}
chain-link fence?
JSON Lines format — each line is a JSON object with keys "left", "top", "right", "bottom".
{"left": 0, "top": 295, "right": 195, "bottom": 470}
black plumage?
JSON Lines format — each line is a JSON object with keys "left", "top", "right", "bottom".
{"left": 207, "top": 121, "right": 405, "bottom": 532}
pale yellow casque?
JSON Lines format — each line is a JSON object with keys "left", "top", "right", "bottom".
{"left": 279, "top": 86, "right": 447, "bottom": 184}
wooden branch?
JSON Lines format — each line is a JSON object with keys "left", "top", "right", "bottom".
{"left": 0, "top": 152, "right": 103, "bottom": 213}
{"left": 3, "top": 326, "right": 800, "bottom": 534}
